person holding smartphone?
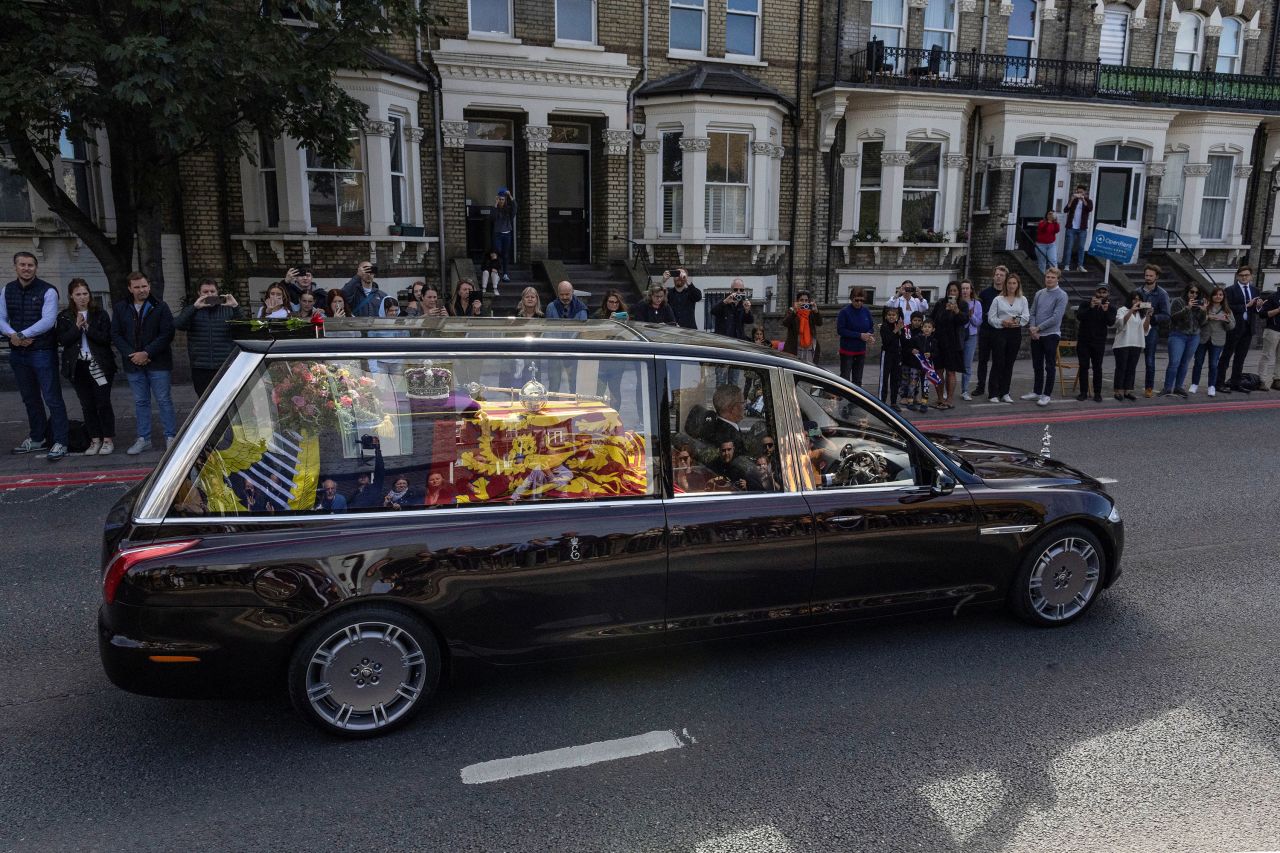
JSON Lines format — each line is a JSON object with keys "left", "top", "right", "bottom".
{"left": 1112, "top": 290, "right": 1150, "bottom": 401}
{"left": 1190, "top": 285, "right": 1235, "bottom": 396}
{"left": 175, "top": 277, "right": 243, "bottom": 396}
{"left": 664, "top": 268, "right": 702, "bottom": 329}
{"left": 928, "top": 281, "right": 968, "bottom": 408}
{"left": 1075, "top": 285, "right": 1116, "bottom": 402}
{"left": 1160, "top": 284, "right": 1207, "bottom": 397}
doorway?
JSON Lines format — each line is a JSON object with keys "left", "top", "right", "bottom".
{"left": 465, "top": 123, "right": 515, "bottom": 264}
{"left": 548, "top": 151, "right": 590, "bottom": 262}
{"left": 1095, "top": 166, "right": 1139, "bottom": 229}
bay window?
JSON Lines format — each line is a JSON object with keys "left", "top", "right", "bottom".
{"left": 705, "top": 131, "right": 749, "bottom": 236}
{"left": 306, "top": 131, "right": 366, "bottom": 232}
{"left": 858, "top": 141, "right": 883, "bottom": 235}
{"left": 661, "top": 131, "right": 684, "bottom": 235}
{"left": 1197, "top": 155, "right": 1232, "bottom": 240}
{"left": 258, "top": 134, "right": 280, "bottom": 229}
{"left": 388, "top": 114, "right": 407, "bottom": 226}
{"left": 901, "top": 142, "right": 942, "bottom": 236}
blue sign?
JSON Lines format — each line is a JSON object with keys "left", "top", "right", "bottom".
{"left": 1088, "top": 224, "right": 1141, "bottom": 265}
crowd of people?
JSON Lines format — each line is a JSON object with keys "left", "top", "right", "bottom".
{"left": 5, "top": 247, "right": 1280, "bottom": 463}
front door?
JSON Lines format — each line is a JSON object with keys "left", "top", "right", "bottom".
{"left": 1095, "top": 166, "right": 1135, "bottom": 228}
{"left": 661, "top": 359, "right": 816, "bottom": 639}
{"left": 465, "top": 146, "right": 514, "bottom": 264}
{"left": 788, "top": 375, "right": 987, "bottom": 621}
{"left": 1016, "top": 162, "right": 1056, "bottom": 255}
{"left": 548, "top": 151, "right": 590, "bottom": 262}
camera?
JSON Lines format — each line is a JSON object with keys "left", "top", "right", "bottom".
{"left": 733, "top": 292, "right": 748, "bottom": 303}
{"left": 222, "top": 294, "right": 233, "bottom": 305}
{"left": 800, "top": 302, "right": 813, "bottom": 310}
{"left": 360, "top": 434, "right": 377, "bottom": 450}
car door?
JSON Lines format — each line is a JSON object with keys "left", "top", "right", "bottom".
{"left": 660, "top": 358, "right": 816, "bottom": 640}
{"left": 785, "top": 373, "right": 987, "bottom": 621}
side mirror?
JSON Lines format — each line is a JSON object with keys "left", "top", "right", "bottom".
{"left": 930, "top": 468, "right": 957, "bottom": 496}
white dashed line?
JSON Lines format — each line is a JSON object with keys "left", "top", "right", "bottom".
{"left": 460, "top": 729, "right": 688, "bottom": 784}
{"left": 1097, "top": 477, "right": 1119, "bottom": 484}
{"left": 694, "top": 825, "right": 793, "bottom": 853}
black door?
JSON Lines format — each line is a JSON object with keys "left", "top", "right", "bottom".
{"left": 660, "top": 359, "right": 816, "bottom": 640}
{"left": 1094, "top": 166, "right": 1132, "bottom": 228}
{"left": 1017, "top": 162, "right": 1055, "bottom": 250}
{"left": 466, "top": 146, "right": 514, "bottom": 264}
{"left": 547, "top": 150, "right": 589, "bottom": 262}
{"left": 788, "top": 376, "right": 988, "bottom": 621}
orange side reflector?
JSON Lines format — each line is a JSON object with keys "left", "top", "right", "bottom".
{"left": 148, "top": 655, "right": 201, "bottom": 663}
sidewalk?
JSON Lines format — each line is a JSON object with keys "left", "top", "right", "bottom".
{"left": 0, "top": 348, "right": 1270, "bottom": 479}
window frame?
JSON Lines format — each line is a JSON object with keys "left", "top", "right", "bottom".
{"left": 1215, "top": 18, "right": 1242, "bottom": 74}
{"left": 661, "top": 130, "right": 685, "bottom": 237}
{"left": 1173, "top": 11, "right": 1204, "bottom": 71}
{"left": 304, "top": 131, "right": 368, "bottom": 233}
{"left": 857, "top": 140, "right": 884, "bottom": 236}
{"left": 669, "top": 0, "right": 707, "bottom": 55}
{"left": 257, "top": 133, "right": 281, "bottom": 230}
{"left": 1099, "top": 5, "right": 1131, "bottom": 66}
{"left": 1197, "top": 153, "right": 1234, "bottom": 241}
{"left": 725, "top": 0, "right": 761, "bottom": 59}
{"left": 57, "top": 127, "right": 98, "bottom": 223}
{"left": 900, "top": 140, "right": 943, "bottom": 236}
{"left": 555, "top": 0, "right": 597, "bottom": 44}
{"left": 468, "top": 0, "right": 514, "bottom": 37}
{"left": 922, "top": 0, "right": 957, "bottom": 73}
{"left": 0, "top": 141, "right": 33, "bottom": 225}
{"left": 704, "top": 129, "right": 751, "bottom": 237}
{"left": 871, "top": 0, "right": 908, "bottom": 70}
{"left": 388, "top": 113, "right": 407, "bottom": 227}
{"left": 1005, "top": 0, "right": 1041, "bottom": 81}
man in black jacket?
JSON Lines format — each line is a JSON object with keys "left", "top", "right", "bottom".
{"left": 111, "top": 272, "right": 177, "bottom": 454}
{"left": 1217, "top": 264, "right": 1264, "bottom": 392}
{"left": 1075, "top": 285, "right": 1116, "bottom": 402}
{"left": 711, "top": 279, "right": 754, "bottom": 340}
{"left": 284, "top": 266, "right": 327, "bottom": 313}
{"left": 971, "top": 265, "right": 1004, "bottom": 398}
{"left": 664, "top": 268, "right": 702, "bottom": 329}
{"left": 175, "top": 278, "right": 245, "bottom": 395}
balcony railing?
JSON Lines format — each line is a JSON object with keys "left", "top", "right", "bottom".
{"left": 843, "top": 45, "right": 1280, "bottom": 113}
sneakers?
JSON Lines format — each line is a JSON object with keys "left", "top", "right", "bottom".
{"left": 1144, "top": 388, "right": 1154, "bottom": 398}
{"left": 12, "top": 437, "right": 49, "bottom": 454}
{"left": 46, "top": 442, "right": 68, "bottom": 462}
{"left": 1188, "top": 384, "right": 1198, "bottom": 395}
{"left": 972, "top": 387, "right": 986, "bottom": 398}
{"left": 501, "top": 274, "right": 510, "bottom": 283}
{"left": 98, "top": 439, "right": 114, "bottom": 456}
{"left": 83, "top": 438, "right": 102, "bottom": 456}
{"left": 1037, "top": 395, "right": 1051, "bottom": 407}
{"left": 961, "top": 391, "right": 971, "bottom": 401}
{"left": 1174, "top": 388, "right": 1188, "bottom": 398}
{"left": 1076, "top": 392, "right": 1088, "bottom": 402}
{"left": 989, "top": 396, "right": 1001, "bottom": 403}
{"left": 1019, "top": 392, "right": 1040, "bottom": 401}
{"left": 1207, "top": 386, "right": 1216, "bottom": 397}
{"left": 1001, "top": 394, "right": 1014, "bottom": 403}
{"left": 126, "top": 437, "right": 152, "bottom": 455}
{"left": 1158, "top": 388, "right": 1174, "bottom": 397}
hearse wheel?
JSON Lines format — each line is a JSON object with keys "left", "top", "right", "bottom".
{"left": 1010, "top": 524, "right": 1106, "bottom": 627}
{"left": 288, "top": 605, "right": 441, "bottom": 738}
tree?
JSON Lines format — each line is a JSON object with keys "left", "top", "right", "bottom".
{"left": 0, "top": 0, "right": 438, "bottom": 302}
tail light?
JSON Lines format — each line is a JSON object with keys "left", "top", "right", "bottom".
{"left": 103, "top": 540, "right": 200, "bottom": 604}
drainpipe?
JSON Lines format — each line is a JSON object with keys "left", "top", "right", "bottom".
{"left": 979, "top": 0, "right": 992, "bottom": 54}
{"left": 964, "top": 105, "right": 983, "bottom": 280}
{"left": 1268, "top": 0, "right": 1280, "bottom": 76}
{"left": 1243, "top": 123, "right": 1266, "bottom": 270}
{"left": 416, "top": 15, "right": 448, "bottom": 291}
{"left": 786, "top": 0, "right": 807, "bottom": 306}
{"left": 628, "top": 0, "right": 650, "bottom": 254}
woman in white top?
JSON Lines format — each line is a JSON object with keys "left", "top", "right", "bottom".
{"left": 1112, "top": 290, "right": 1151, "bottom": 401}
{"left": 985, "top": 272, "right": 1030, "bottom": 403}
{"left": 256, "top": 282, "right": 290, "bottom": 320}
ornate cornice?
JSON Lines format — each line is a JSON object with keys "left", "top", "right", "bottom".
{"left": 772, "top": 145, "right": 786, "bottom": 160}
{"left": 1245, "top": 26, "right": 1261, "bottom": 39}
{"left": 1146, "top": 162, "right": 1167, "bottom": 177}
{"left": 839, "top": 153, "right": 861, "bottom": 169}
{"left": 442, "top": 121, "right": 469, "bottom": 149}
{"left": 999, "top": 0, "right": 1014, "bottom": 14}
{"left": 405, "top": 126, "right": 426, "bottom": 144}
{"left": 639, "top": 140, "right": 661, "bottom": 155}
{"left": 944, "top": 154, "right": 969, "bottom": 169}
{"left": 603, "top": 128, "right": 631, "bottom": 156}
{"left": 881, "top": 150, "right": 913, "bottom": 166}
{"left": 752, "top": 141, "right": 774, "bottom": 156}
{"left": 1205, "top": 24, "right": 1224, "bottom": 36}
{"left": 1183, "top": 163, "right": 1213, "bottom": 177}
{"left": 986, "top": 156, "right": 1017, "bottom": 171}
{"left": 907, "top": 0, "right": 929, "bottom": 7}
{"left": 1069, "top": 159, "right": 1097, "bottom": 172}
{"left": 524, "top": 124, "right": 553, "bottom": 153}
{"left": 958, "top": 0, "right": 976, "bottom": 10}
{"left": 363, "top": 120, "right": 395, "bottom": 138}
{"left": 678, "top": 137, "right": 712, "bottom": 153}
{"left": 1166, "top": 19, "right": 1182, "bottom": 32}
{"left": 1131, "top": 15, "right": 1148, "bottom": 28}
{"left": 1235, "top": 165, "right": 1254, "bottom": 178}
{"left": 432, "top": 52, "right": 637, "bottom": 91}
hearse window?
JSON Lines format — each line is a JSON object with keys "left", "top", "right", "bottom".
{"left": 167, "top": 356, "right": 659, "bottom": 517}
{"left": 664, "top": 360, "right": 783, "bottom": 494}
{"left": 792, "top": 378, "right": 919, "bottom": 489}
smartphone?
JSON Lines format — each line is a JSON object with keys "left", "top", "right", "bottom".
{"left": 222, "top": 294, "right": 233, "bottom": 305}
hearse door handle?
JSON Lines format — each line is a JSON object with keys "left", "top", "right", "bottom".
{"left": 827, "top": 514, "right": 865, "bottom": 529}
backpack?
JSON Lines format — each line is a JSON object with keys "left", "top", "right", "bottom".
{"left": 66, "top": 419, "right": 91, "bottom": 453}
{"left": 1238, "top": 373, "right": 1263, "bottom": 391}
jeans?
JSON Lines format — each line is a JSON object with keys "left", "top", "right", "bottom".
{"left": 1143, "top": 326, "right": 1160, "bottom": 390}
{"left": 72, "top": 360, "right": 116, "bottom": 439}
{"left": 1163, "top": 331, "right": 1199, "bottom": 391}
{"left": 973, "top": 325, "right": 994, "bottom": 393}
{"left": 1029, "top": 334, "right": 1061, "bottom": 396}
{"left": 1035, "top": 242, "right": 1058, "bottom": 273}
{"left": 1191, "top": 341, "right": 1223, "bottom": 388}
{"left": 125, "top": 368, "right": 177, "bottom": 440}
{"left": 9, "top": 346, "right": 69, "bottom": 446}
{"left": 493, "top": 231, "right": 513, "bottom": 278}
{"left": 840, "top": 352, "right": 866, "bottom": 386}
{"left": 1063, "top": 228, "right": 1087, "bottom": 269}
{"left": 960, "top": 333, "right": 977, "bottom": 392}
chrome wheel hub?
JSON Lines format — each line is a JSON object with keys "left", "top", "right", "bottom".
{"left": 1028, "top": 537, "right": 1101, "bottom": 621}
{"left": 305, "top": 621, "right": 427, "bottom": 731}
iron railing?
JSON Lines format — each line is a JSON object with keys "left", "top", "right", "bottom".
{"left": 845, "top": 45, "right": 1280, "bottom": 113}
{"left": 1148, "top": 226, "right": 1221, "bottom": 287}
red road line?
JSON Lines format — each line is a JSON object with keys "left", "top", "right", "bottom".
{"left": 917, "top": 399, "right": 1280, "bottom": 430}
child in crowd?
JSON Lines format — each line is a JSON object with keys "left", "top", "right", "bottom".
{"left": 878, "top": 306, "right": 903, "bottom": 410}
{"left": 918, "top": 318, "right": 944, "bottom": 409}
{"left": 480, "top": 251, "right": 503, "bottom": 296}
{"left": 900, "top": 313, "right": 927, "bottom": 413}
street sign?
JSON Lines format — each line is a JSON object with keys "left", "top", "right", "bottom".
{"left": 1088, "top": 224, "right": 1141, "bottom": 265}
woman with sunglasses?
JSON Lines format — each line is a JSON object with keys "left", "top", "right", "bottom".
{"left": 1160, "top": 283, "right": 1207, "bottom": 397}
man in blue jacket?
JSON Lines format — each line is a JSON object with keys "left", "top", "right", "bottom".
{"left": 546, "top": 280, "right": 588, "bottom": 320}
{"left": 111, "top": 272, "right": 177, "bottom": 454}
{"left": 1, "top": 251, "right": 69, "bottom": 459}
{"left": 836, "top": 287, "right": 876, "bottom": 386}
